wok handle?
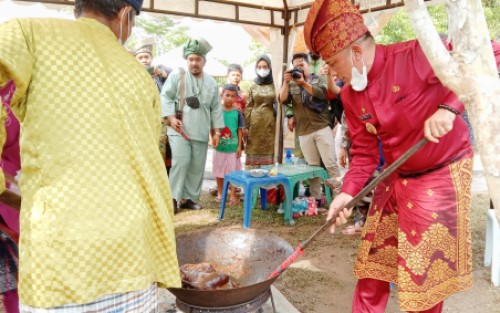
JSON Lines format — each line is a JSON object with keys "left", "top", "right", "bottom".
{"left": 267, "top": 244, "right": 304, "bottom": 279}
{"left": 301, "top": 138, "right": 427, "bottom": 249}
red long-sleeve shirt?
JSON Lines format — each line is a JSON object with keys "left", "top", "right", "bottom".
{"left": 340, "top": 40, "right": 475, "bottom": 196}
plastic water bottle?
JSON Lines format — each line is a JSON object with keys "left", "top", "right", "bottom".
{"left": 285, "top": 148, "right": 293, "bottom": 164}
{"left": 298, "top": 182, "right": 306, "bottom": 196}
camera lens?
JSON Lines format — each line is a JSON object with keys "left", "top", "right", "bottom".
{"left": 291, "top": 67, "right": 303, "bottom": 79}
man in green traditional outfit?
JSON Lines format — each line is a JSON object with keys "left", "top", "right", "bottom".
{"left": 162, "top": 37, "right": 224, "bottom": 211}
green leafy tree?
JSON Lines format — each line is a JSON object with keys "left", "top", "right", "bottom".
{"left": 376, "top": 2, "right": 499, "bottom": 44}
{"left": 482, "top": 0, "right": 500, "bottom": 40}
{"left": 126, "top": 16, "right": 189, "bottom": 55}
{"left": 376, "top": 6, "right": 448, "bottom": 44}
{"left": 244, "top": 39, "right": 271, "bottom": 66}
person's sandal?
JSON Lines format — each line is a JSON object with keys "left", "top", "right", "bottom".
{"left": 179, "top": 199, "right": 202, "bottom": 210}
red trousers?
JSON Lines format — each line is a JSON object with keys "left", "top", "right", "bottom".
{"left": 352, "top": 279, "right": 443, "bottom": 313}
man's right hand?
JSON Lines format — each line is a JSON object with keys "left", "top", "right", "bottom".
{"left": 424, "top": 108, "right": 456, "bottom": 143}
{"left": 167, "top": 116, "right": 183, "bottom": 133}
{"left": 283, "top": 71, "right": 293, "bottom": 83}
{"left": 327, "top": 192, "right": 354, "bottom": 233}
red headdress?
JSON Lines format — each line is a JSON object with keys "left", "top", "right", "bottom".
{"left": 304, "top": 0, "right": 367, "bottom": 60}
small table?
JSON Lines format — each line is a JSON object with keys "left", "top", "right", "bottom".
{"left": 218, "top": 171, "right": 294, "bottom": 228}
{"left": 263, "top": 164, "right": 332, "bottom": 205}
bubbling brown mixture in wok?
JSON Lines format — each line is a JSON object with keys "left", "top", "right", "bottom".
{"left": 180, "top": 262, "right": 242, "bottom": 290}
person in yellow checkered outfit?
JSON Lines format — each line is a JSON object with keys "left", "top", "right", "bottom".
{"left": 0, "top": 0, "right": 181, "bottom": 311}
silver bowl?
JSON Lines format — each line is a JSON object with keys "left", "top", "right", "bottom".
{"left": 248, "top": 169, "right": 269, "bottom": 177}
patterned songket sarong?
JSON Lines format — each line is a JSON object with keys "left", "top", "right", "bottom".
{"left": 19, "top": 284, "right": 158, "bottom": 313}
{"left": 353, "top": 157, "right": 473, "bottom": 311}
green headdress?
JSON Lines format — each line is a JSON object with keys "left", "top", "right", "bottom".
{"left": 183, "top": 37, "right": 212, "bottom": 59}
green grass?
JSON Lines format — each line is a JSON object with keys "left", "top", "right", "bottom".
{"left": 174, "top": 192, "right": 330, "bottom": 234}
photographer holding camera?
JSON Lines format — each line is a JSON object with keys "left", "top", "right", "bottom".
{"left": 280, "top": 53, "right": 342, "bottom": 205}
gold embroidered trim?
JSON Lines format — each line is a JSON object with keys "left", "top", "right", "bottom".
{"left": 353, "top": 158, "right": 473, "bottom": 311}
{"left": 400, "top": 273, "right": 473, "bottom": 310}
{"left": 449, "top": 158, "right": 473, "bottom": 278}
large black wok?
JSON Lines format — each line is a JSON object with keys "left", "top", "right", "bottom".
{"left": 168, "top": 227, "right": 293, "bottom": 307}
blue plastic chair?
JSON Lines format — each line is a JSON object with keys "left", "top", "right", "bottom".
{"left": 218, "top": 171, "right": 294, "bottom": 228}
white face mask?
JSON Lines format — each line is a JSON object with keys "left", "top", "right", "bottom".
{"left": 256, "top": 69, "right": 270, "bottom": 78}
{"left": 117, "top": 9, "right": 131, "bottom": 46}
{"left": 350, "top": 51, "right": 368, "bottom": 92}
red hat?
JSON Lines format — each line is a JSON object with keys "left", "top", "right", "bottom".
{"left": 304, "top": 0, "right": 367, "bottom": 60}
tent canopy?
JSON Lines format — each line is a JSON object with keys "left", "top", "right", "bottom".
{"left": 13, "top": 0, "right": 440, "bottom": 66}
{"left": 14, "top": 0, "right": 418, "bottom": 29}
{"left": 10, "top": 0, "right": 443, "bottom": 162}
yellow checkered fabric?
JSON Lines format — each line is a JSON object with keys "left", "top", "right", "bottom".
{"left": 0, "top": 18, "right": 181, "bottom": 307}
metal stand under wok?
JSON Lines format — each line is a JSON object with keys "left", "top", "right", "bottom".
{"left": 175, "top": 289, "right": 275, "bottom": 313}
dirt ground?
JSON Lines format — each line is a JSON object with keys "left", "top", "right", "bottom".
{"left": 1, "top": 190, "right": 496, "bottom": 313}
{"left": 173, "top": 191, "right": 500, "bottom": 313}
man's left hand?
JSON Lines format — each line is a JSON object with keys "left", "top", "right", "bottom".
{"left": 339, "top": 147, "right": 348, "bottom": 168}
{"left": 212, "top": 134, "right": 220, "bottom": 148}
{"left": 424, "top": 108, "right": 457, "bottom": 143}
{"left": 154, "top": 68, "right": 168, "bottom": 78}
{"left": 293, "top": 73, "right": 305, "bottom": 86}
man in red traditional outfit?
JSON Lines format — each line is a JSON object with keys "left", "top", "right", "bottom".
{"left": 303, "top": 0, "right": 500, "bottom": 312}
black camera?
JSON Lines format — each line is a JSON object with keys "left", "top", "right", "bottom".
{"left": 289, "top": 67, "right": 304, "bottom": 80}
